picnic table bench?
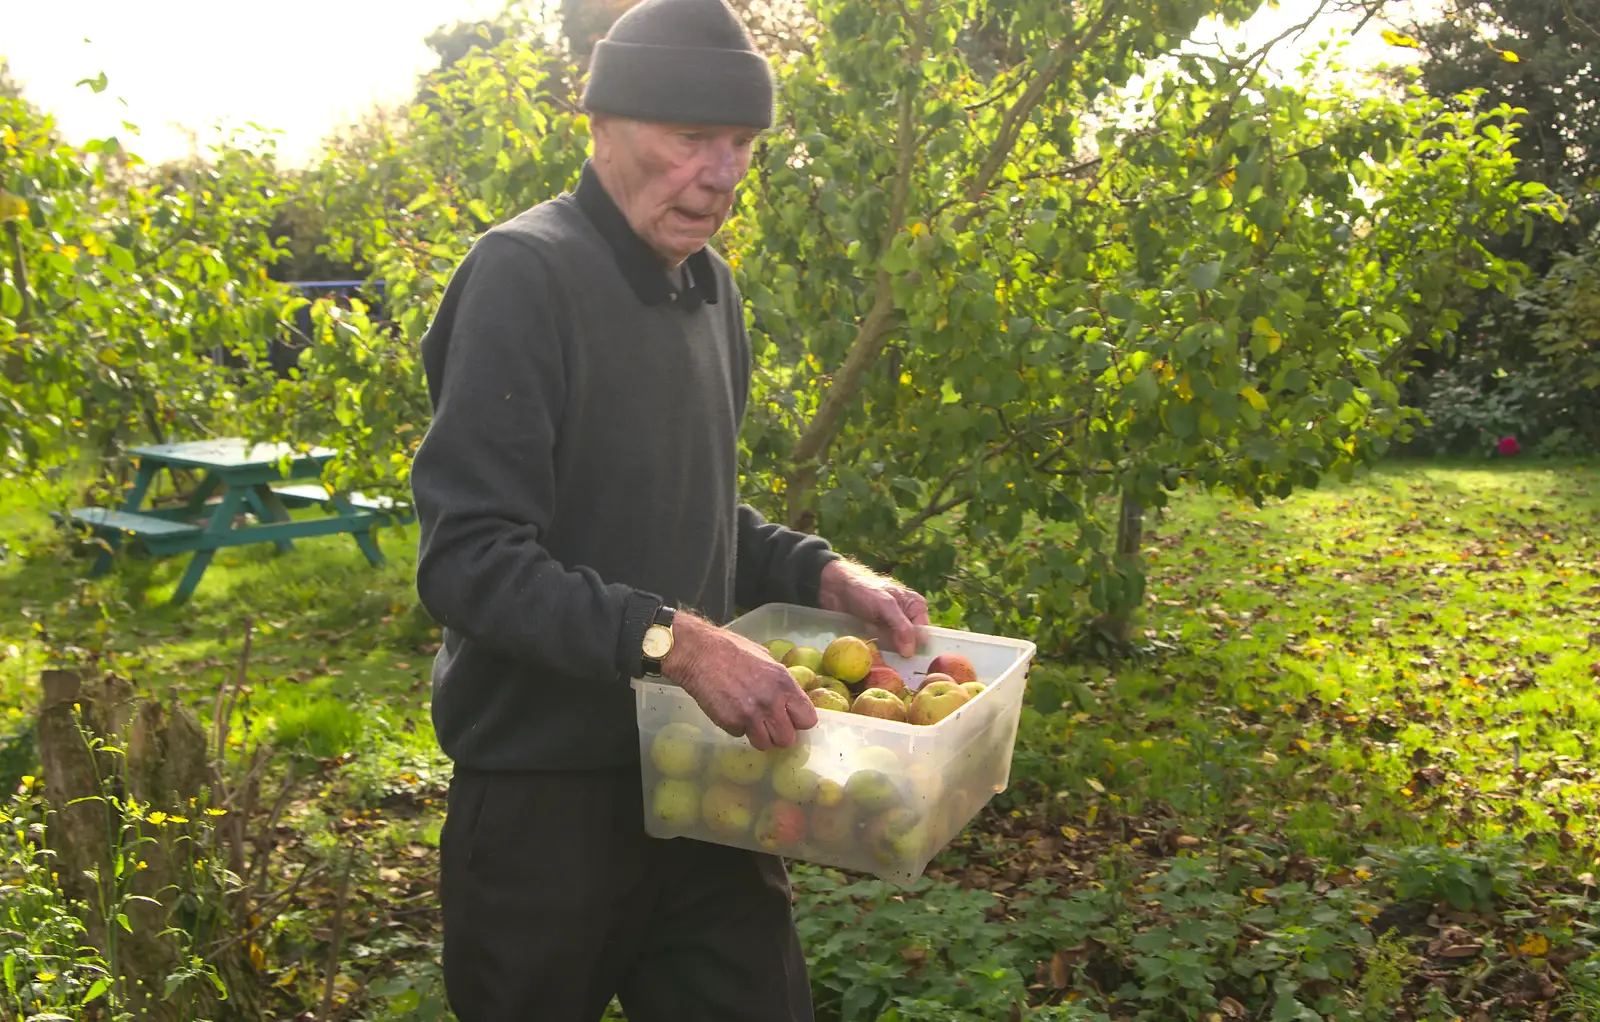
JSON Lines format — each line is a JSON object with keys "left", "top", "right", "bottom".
{"left": 53, "top": 438, "right": 414, "bottom": 604}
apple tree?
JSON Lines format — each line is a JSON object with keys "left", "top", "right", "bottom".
{"left": 0, "top": 84, "right": 292, "bottom": 492}
{"left": 260, "top": 0, "right": 1560, "bottom": 650}
{"left": 726, "top": 0, "right": 1562, "bottom": 649}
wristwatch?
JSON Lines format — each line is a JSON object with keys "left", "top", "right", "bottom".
{"left": 640, "top": 603, "right": 677, "bottom": 677}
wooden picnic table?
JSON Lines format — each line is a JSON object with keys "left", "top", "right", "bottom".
{"left": 55, "top": 438, "right": 413, "bottom": 604}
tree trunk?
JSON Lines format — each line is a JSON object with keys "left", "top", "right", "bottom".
{"left": 35, "top": 669, "right": 264, "bottom": 1021}
{"left": 1092, "top": 491, "right": 1144, "bottom": 648}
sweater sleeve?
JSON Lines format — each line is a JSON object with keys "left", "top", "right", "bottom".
{"left": 734, "top": 504, "right": 841, "bottom": 610}
{"left": 411, "top": 232, "right": 661, "bottom": 680}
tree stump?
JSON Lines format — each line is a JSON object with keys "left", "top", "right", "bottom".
{"left": 35, "top": 668, "right": 263, "bottom": 1021}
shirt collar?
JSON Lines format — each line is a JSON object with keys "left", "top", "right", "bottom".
{"left": 572, "top": 160, "right": 719, "bottom": 309}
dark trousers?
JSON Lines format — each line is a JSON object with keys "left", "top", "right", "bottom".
{"left": 440, "top": 766, "right": 814, "bottom": 1022}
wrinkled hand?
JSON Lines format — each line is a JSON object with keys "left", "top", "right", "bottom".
{"left": 662, "top": 612, "right": 818, "bottom": 751}
{"left": 817, "top": 559, "right": 930, "bottom": 658}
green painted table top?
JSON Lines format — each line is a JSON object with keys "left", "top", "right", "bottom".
{"left": 129, "top": 439, "right": 338, "bottom": 472}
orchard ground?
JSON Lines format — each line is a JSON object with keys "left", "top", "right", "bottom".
{"left": 0, "top": 459, "right": 1598, "bottom": 1021}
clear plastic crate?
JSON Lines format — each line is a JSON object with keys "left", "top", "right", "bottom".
{"left": 633, "top": 603, "right": 1036, "bottom": 884}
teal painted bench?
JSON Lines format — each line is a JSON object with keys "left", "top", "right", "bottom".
{"left": 54, "top": 438, "right": 415, "bottom": 604}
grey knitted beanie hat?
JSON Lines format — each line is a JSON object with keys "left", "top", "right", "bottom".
{"left": 581, "top": 0, "right": 775, "bottom": 129}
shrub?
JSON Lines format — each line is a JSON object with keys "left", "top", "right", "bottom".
{"left": 1404, "top": 361, "right": 1594, "bottom": 457}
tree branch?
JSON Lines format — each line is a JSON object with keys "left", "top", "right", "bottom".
{"left": 952, "top": 2, "right": 1121, "bottom": 236}
{"left": 785, "top": 5, "right": 1122, "bottom": 526}
{"left": 784, "top": 6, "right": 925, "bottom": 523}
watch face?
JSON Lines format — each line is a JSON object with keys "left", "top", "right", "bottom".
{"left": 642, "top": 625, "right": 673, "bottom": 660}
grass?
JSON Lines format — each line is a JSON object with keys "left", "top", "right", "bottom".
{"left": 1, "top": 458, "right": 1598, "bottom": 1020}
{"left": 926, "top": 458, "right": 1600, "bottom": 1019}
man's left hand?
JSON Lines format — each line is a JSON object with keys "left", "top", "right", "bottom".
{"left": 818, "top": 559, "right": 930, "bottom": 658}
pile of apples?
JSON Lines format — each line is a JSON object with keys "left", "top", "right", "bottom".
{"left": 642, "top": 635, "right": 997, "bottom": 869}
{"left": 769, "top": 634, "right": 986, "bottom": 727}
{"left": 648, "top": 721, "right": 964, "bottom": 868}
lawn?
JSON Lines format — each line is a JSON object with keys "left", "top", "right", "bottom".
{"left": 0, "top": 459, "right": 1597, "bottom": 1020}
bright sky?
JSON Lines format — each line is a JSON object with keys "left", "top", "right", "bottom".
{"left": 3, "top": 1, "right": 1437, "bottom": 169}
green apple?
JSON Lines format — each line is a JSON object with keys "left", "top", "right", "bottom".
{"left": 754, "top": 800, "right": 808, "bottom": 851}
{"left": 771, "top": 747, "right": 820, "bottom": 802}
{"left": 782, "top": 645, "right": 824, "bottom": 672}
{"left": 864, "top": 807, "right": 925, "bottom": 865}
{"left": 858, "top": 745, "right": 904, "bottom": 774}
{"left": 822, "top": 635, "right": 873, "bottom": 686}
{"left": 787, "top": 664, "right": 818, "bottom": 691}
{"left": 649, "top": 722, "right": 705, "bottom": 779}
{"left": 959, "top": 681, "right": 987, "bottom": 701}
{"left": 851, "top": 687, "right": 908, "bottom": 723}
{"left": 846, "top": 768, "right": 902, "bottom": 813}
{"left": 905, "top": 762, "right": 944, "bottom": 802}
{"left": 809, "top": 799, "right": 857, "bottom": 845}
{"left": 908, "top": 679, "right": 972, "bottom": 726}
{"left": 651, "top": 778, "right": 700, "bottom": 830}
{"left": 809, "top": 687, "right": 851, "bottom": 713}
{"left": 712, "top": 743, "right": 770, "bottom": 785}
{"left": 819, "top": 677, "right": 851, "bottom": 701}
{"left": 767, "top": 638, "right": 796, "bottom": 662}
{"left": 700, "top": 781, "right": 756, "bottom": 836}
{"left": 815, "top": 777, "right": 846, "bottom": 807}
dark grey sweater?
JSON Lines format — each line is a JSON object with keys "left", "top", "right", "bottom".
{"left": 411, "top": 161, "right": 839, "bottom": 771}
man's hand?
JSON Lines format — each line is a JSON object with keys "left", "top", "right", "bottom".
{"left": 661, "top": 612, "right": 819, "bottom": 751}
{"left": 818, "top": 559, "right": 930, "bottom": 658}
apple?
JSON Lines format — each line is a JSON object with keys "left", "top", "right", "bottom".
{"left": 905, "top": 762, "right": 944, "bottom": 802}
{"left": 767, "top": 638, "right": 796, "bottom": 662}
{"left": 870, "top": 640, "right": 886, "bottom": 667}
{"left": 809, "top": 687, "right": 851, "bottom": 713}
{"left": 771, "top": 747, "right": 820, "bottom": 802}
{"left": 809, "top": 799, "right": 857, "bottom": 845}
{"left": 851, "top": 687, "right": 909, "bottom": 723}
{"left": 959, "top": 681, "right": 987, "bottom": 701}
{"left": 649, "top": 722, "right": 705, "bottom": 779}
{"left": 926, "top": 652, "right": 978, "bottom": 685}
{"left": 651, "top": 778, "right": 700, "bottom": 829}
{"left": 712, "top": 744, "right": 770, "bottom": 785}
{"left": 822, "top": 635, "right": 873, "bottom": 686}
{"left": 754, "top": 800, "right": 808, "bottom": 851}
{"left": 864, "top": 807, "right": 925, "bottom": 865}
{"left": 862, "top": 664, "right": 907, "bottom": 698}
{"left": 908, "top": 679, "right": 972, "bottom": 726}
{"left": 858, "top": 745, "right": 904, "bottom": 774}
{"left": 814, "top": 777, "right": 846, "bottom": 808}
{"left": 787, "top": 664, "right": 818, "bottom": 691}
{"left": 700, "top": 781, "right": 757, "bottom": 835}
{"left": 818, "top": 678, "right": 852, "bottom": 702}
{"left": 846, "top": 767, "right": 902, "bottom": 813}
{"left": 782, "top": 645, "right": 824, "bottom": 672}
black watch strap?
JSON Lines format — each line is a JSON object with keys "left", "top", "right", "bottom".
{"left": 640, "top": 603, "right": 677, "bottom": 678}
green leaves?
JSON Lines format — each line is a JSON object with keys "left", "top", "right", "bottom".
{"left": 1186, "top": 259, "right": 1222, "bottom": 292}
{"left": 0, "top": 0, "right": 1560, "bottom": 651}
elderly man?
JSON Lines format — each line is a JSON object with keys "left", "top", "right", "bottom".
{"left": 409, "top": 0, "right": 930, "bottom": 1018}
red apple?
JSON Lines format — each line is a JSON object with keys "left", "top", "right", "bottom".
{"left": 754, "top": 800, "right": 808, "bottom": 851}
{"left": 926, "top": 652, "right": 978, "bottom": 685}
{"left": 863, "top": 664, "right": 907, "bottom": 698}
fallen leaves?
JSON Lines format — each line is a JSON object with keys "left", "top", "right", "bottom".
{"left": 1429, "top": 927, "right": 1485, "bottom": 959}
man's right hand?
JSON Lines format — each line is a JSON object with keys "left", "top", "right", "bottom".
{"left": 661, "top": 612, "right": 819, "bottom": 751}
